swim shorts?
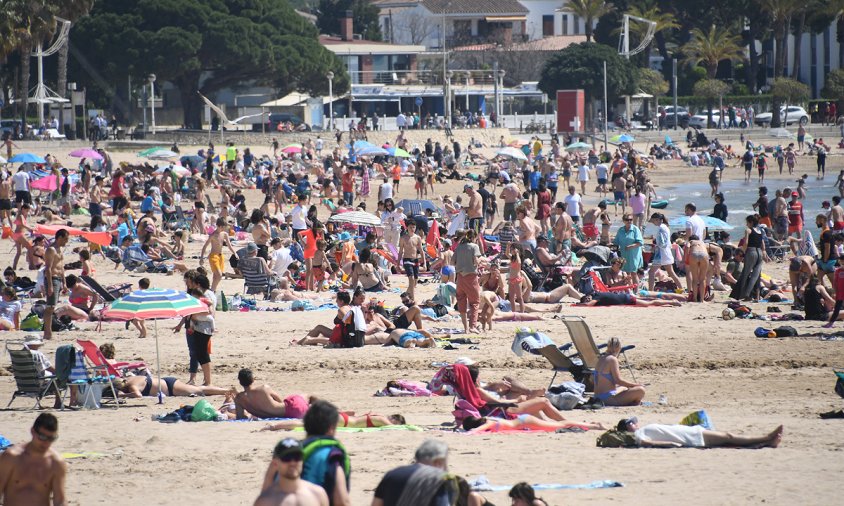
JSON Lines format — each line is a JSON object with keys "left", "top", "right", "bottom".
{"left": 283, "top": 394, "right": 309, "bottom": 418}
{"left": 208, "top": 253, "right": 225, "bottom": 273}
{"left": 399, "top": 331, "right": 424, "bottom": 347}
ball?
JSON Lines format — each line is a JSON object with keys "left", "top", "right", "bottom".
{"left": 722, "top": 308, "right": 735, "bottom": 320}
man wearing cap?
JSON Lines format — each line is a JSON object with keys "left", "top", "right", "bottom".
{"left": 464, "top": 184, "right": 483, "bottom": 234}
{"left": 371, "top": 439, "right": 455, "bottom": 506}
{"left": 23, "top": 334, "right": 55, "bottom": 378}
{"left": 256, "top": 438, "right": 328, "bottom": 505}
{"left": 616, "top": 417, "right": 782, "bottom": 449}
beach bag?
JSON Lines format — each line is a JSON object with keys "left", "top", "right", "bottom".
{"left": 680, "top": 410, "right": 713, "bottom": 430}
{"left": 341, "top": 312, "right": 364, "bottom": 348}
{"left": 432, "top": 304, "right": 449, "bottom": 317}
{"left": 774, "top": 326, "right": 798, "bottom": 337}
{"left": 292, "top": 300, "right": 315, "bottom": 311}
{"left": 596, "top": 429, "right": 637, "bottom": 448}
{"left": 20, "top": 313, "right": 42, "bottom": 331}
{"left": 452, "top": 399, "right": 481, "bottom": 425}
{"left": 835, "top": 371, "right": 844, "bottom": 399}
{"left": 190, "top": 399, "right": 220, "bottom": 422}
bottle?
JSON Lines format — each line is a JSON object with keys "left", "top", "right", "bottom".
{"left": 216, "top": 291, "right": 224, "bottom": 312}
{"left": 220, "top": 291, "right": 228, "bottom": 312}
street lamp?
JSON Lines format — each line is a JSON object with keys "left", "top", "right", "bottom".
{"left": 497, "top": 69, "right": 506, "bottom": 128}
{"left": 326, "top": 71, "right": 334, "bottom": 131}
{"left": 147, "top": 74, "right": 156, "bottom": 135}
{"left": 446, "top": 70, "right": 454, "bottom": 126}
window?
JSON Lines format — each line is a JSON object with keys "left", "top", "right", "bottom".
{"left": 561, "top": 14, "right": 568, "bottom": 35}
{"left": 542, "top": 15, "right": 554, "bottom": 37}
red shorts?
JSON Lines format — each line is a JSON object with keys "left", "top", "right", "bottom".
{"left": 283, "top": 395, "right": 309, "bottom": 418}
{"left": 788, "top": 223, "right": 803, "bottom": 234}
{"left": 834, "top": 222, "right": 844, "bottom": 231}
{"left": 583, "top": 223, "right": 599, "bottom": 239}
{"left": 759, "top": 217, "right": 772, "bottom": 228}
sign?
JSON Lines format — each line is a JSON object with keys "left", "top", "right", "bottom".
{"left": 556, "top": 90, "right": 585, "bottom": 134}
{"left": 415, "top": 97, "right": 423, "bottom": 107}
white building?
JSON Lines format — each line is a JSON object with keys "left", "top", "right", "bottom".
{"left": 779, "top": 23, "right": 843, "bottom": 98}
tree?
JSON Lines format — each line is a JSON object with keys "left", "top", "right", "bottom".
{"left": 822, "top": 68, "right": 844, "bottom": 102}
{"left": 681, "top": 25, "right": 743, "bottom": 79}
{"left": 692, "top": 78, "right": 730, "bottom": 127}
{"left": 770, "top": 77, "right": 810, "bottom": 124}
{"left": 621, "top": 0, "right": 679, "bottom": 64}
{"left": 392, "top": 10, "right": 436, "bottom": 45}
{"left": 757, "top": 0, "right": 801, "bottom": 79}
{"left": 72, "top": 0, "right": 348, "bottom": 129}
{"left": 637, "top": 67, "right": 669, "bottom": 97}
{"left": 561, "top": 0, "right": 613, "bottom": 43}
{"left": 55, "top": 1, "right": 94, "bottom": 108}
{"left": 317, "top": 0, "right": 382, "bottom": 41}
{"left": 539, "top": 42, "right": 637, "bottom": 129}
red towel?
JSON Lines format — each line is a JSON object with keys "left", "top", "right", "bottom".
{"left": 451, "top": 364, "right": 486, "bottom": 409}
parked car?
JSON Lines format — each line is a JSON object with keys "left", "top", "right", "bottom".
{"left": 662, "top": 106, "right": 690, "bottom": 128}
{"left": 689, "top": 111, "right": 722, "bottom": 129}
{"left": 754, "top": 106, "right": 809, "bottom": 127}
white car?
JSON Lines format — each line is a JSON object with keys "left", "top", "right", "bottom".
{"left": 689, "top": 111, "right": 722, "bottom": 129}
{"left": 754, "top": 106, "right": 809, "bottom": 126}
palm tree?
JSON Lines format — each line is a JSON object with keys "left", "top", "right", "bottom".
{"left": 757, "top": 0, "right": 802, "bottom": 79}
{"left": 617, "top": 0, "right": 679, "bottom": 64}
{"left": 562, "top": 0, "right": 613, "bottom": 42}
{"left": 55, "top": 0, "right": 94, "bottom": 129}
{"left": 681, "top": 25, "right": 743, "bottom": 79}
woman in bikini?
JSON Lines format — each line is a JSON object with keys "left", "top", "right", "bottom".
{"left": 507, "top": 245, "right": 526, "bottom": 313}
{"left": 26, "top": 235, "right": 46, "bottom": 271}
{"left": 12, "top": 203, "right": 34, "bottom": 270}
{"left": 294, "top": 291, "right": 352, "bottom": 345}
{"left": 685, "top": 235, "right": 710, "bottom": 303}
{"left": 462, "top": 414, "right": 606, "bottom": 432}
{"left": 479, "top": 262, "right": 506, "bottom": 299}
{"left": 54, "top": 274, "right": 101, "bottom": 322}
{"left": 592, "top": 337, "right": 646, "bottom": 406}
{"left": 113, "top": 373, "right": 230, "bottom": 398}
{"left": 346, "top": 248, "right": 386, "bottom": 292}
{"left": 261, "top": 413, "right": 406, "bottom": 431}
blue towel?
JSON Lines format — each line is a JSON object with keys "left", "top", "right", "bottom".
{"left": 469, "top": 475, "right": 623, "bottom": 492}
{"left": 0, "top": 435, "right": 12, "bottom": 451}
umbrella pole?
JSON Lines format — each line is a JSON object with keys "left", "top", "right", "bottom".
{"left": 155, "top": 319, "right": 163, "bottom": 404}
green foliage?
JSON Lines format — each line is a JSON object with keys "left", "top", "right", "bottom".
{"left": 681, "top": 25, "right": 743, "bottom": 78}
{"left": 658, "top": 94, "right": 774, "bottom": 110}
{"left": 539, "top": 42, "right": 637, "bottom": 102}
{"left": 692, "top": 79, "right": 731, "bottom": 99}
{"left": 770, "top": 77, "right": 811, "bottom": 102}
{"left": 821, "top": 69, "right": 844, "bottom": 101}
{"left": 561, "top": 0, "right": 614, "bottom": 42}
{"left": 317, "top": 0, "right": 382, "bottom": 41}
{"left": 636, "top": 68, "right": 669, "bottom": 97}
{"left": 71, "top": 0, "right": 347, "bottom": 128}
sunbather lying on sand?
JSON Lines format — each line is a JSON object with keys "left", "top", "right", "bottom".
{"left": 260, "top": 413, "right": 406, "bottom": 431}
{"left": 578, "top": 292, "right": 681, "bottom": 307}
{"left": 462, "top": 414, "right": 607, "bottom": 432}
{"left": 113, "top": 374, "right": 230, "bottom": 398}
{"left": 232, "top": 369, "right": 310, "bottom": 420}
{"left": 617, "top": 417, "right": 783, "bottom": 448}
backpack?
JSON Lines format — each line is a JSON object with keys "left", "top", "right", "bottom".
{"left": 20, "top": 312, "right": 42, "bottom": 331}
{"left": 596, "top": 429, "right": 638, "bottom": 448}
{"left": 774, "top": 325, "right": 798, "bottom": 337}
{"left": 341, "top": 309, "right": 365, "bottom": 348}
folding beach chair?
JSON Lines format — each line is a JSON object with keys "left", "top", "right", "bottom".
{"left": 174, "top": 206, "right": 192, "bottom": 230}
{"left": 80, "top": 275, "right": 131, "bottom": 303}
{"left": 589, "top": 271, "right": 637, "bottom": 293}
{"left": 76, "top": 339, "right": 146, "bottom": 379}
{"left": 537, "top": 343, "right": 588, "bottom": 388}
{"left": 559, "top": 315, "right": 637, "bottom": 382}
{"left": 5, "top": 341, "right": 65, "bottom": 409}
{"left": 238, "top": 256, "right": 277, "bottom": 298}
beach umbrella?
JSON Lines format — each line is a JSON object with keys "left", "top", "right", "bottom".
{"left": 357, "top": 146, "right": 389, "bottom": 157}
{"left": 282, "top": 144, "right": 302, "bottom": 154}
{"left": 9, "top": 153, "right": 46, "bottom": 164}
{"left": 496, "top": 146, "right": 528, "bottom": 160}
{"left": 668, "top": 216, "right": 734, "bottom": 231}
{"left": 617, "top": 134, "right": 635, "bottom": 143}
{"left": 154, "top": 165, "right": 191, "bottom": 176}
{"left": 395, "top": 199, "right": 441, "bottom": 216}
{"left": 767, "top": 128, "right": 792, "bottom": 139}
{"left": 387, "top": 147, "right": 411, "bottom": 158}
{"left": 68, "top": 148, "right": 103, "bottom": 160}
{"left": 327, "top": 210, "right": 382, "bottom": 226}
{"left": 565, "top": 142, "right": 592, "bottom": 152}
{"left": 664, "top": 135, "right": 674, "bottom": 146}
{"left": 145, "top": 149, "right": 179, "bottom": 160}
{"left": 180, "top": 155, "right": 204, "bottom": 169}
{"left": 137, "top": 147, "right": 167, "bottom": 157}
{"left": 102, "top": 289, "right": 209, "bottom": 403}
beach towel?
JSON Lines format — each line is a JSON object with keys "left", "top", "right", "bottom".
{"left": 295, "top": 425, "right": 423, "bottom": 433}
{"left": 511, "top": 329, "right": 555, "bottom": 357}
{"left": 35, "top": 224, "right": 112, "bottom": 247}
{"left": 468, "top": 475, "right": 623, "bottom": 492}
{"left": 429, "top": 364, "right": 486, "bottom": 409}
{"left": 375, "top": 380, "right": 433, "bottom": 397}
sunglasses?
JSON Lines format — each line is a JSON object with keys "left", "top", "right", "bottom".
{"left": 623, "top": 219, "right": 632, "bottom": 222}
{"left": 279, "top": 454, "right": 303, "bottom": 463}
{"left": 34, "top": 429, "right": 58, "bottom": 443}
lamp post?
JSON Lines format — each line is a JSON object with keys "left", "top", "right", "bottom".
{"left": 326, "top": 71, "right": 334, "bottom": 131}
{"left": 147, "top": 74, "right": 156, "bottom": 135}
{"left": 446, "top": 70, "right": 453, "bottom": 126}
{"left": 497, "top": 69, "right": 506, "bottom": 128}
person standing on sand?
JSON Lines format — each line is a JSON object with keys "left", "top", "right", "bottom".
{"left": 0, "top": 413, "right": 67, "bottom": 506}
{"left": 255, "top": 438, "right": 329, "bottom": 506}
{"left": 43, "top": 229, "right": 68, "bottom": 341}
{"left": 200, "top": 217, "right": 238, "bottom": 292}
{"left": 452, "top": 229, "right": 484, "bottom": 333}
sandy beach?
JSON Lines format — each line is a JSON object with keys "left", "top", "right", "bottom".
{"left": 1, "top": 130, "right": 843, "bottom": 505}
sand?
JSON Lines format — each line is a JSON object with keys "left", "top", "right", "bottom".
{"left": 0, "top": 131, "right": 843, "bottom": 505}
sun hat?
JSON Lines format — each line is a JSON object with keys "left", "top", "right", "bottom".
{"left": 24, "top": 334, "right": 44, "bottom": 347}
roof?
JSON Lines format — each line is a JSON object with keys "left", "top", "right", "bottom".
{"left": 421, "top": 0, "right": 528, "bottom": 15}
{"left": 320, "top": 35, "right": 425, "bottom": 55}
{"left": 452, "top": 34, "right": 586, "bottom": 52}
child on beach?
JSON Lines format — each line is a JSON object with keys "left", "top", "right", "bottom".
{"left": 508, "top": 245, "right": 526, "bottom": 314}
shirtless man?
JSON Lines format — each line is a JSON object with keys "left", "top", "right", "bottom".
{"left": 234, "top": 368, "right": 291, "bottom": 420}
{"left": 581, "top": 203, "right": 602, "bottom": 242}
{"left": 397, "top": 220, "right": 426, "bottom": 300}
{"left": 552, "top": 202, "right": 573, "bottom": 253}
{"left": 831, "top": 196, "right": 844, "bottom": 230}
{"left": 88, "top": 176, "right": 105, "bottom": 223}
{"left": 499, "top": 182, "right": 520, "bottom": 222}
{"left": 516, "top": 206, "right": 540, "bottom": 250}
{"left": 200, "top": 217, "right": 238, "bottom": 291}
{"left": 789, "top": 255, "right": 817, "bottom": 301}
{"left": 465, "top": 184, "right": 484, "bottom": 234}
{"left": 0, "top": 413, "right": 67, "bottom": 506}
{"left": 255, "top": 438, "right": 329, "bottom": 506}
{"left": 43, "top": 229, "right": 68, "bottom": 340}
{"left": 773, "top": 190, "right": 789, "bottom": 241}
{"left": 0, "top": 172, "right": 13, "bottom": 228}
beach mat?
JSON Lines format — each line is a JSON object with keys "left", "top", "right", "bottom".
{"left": 469, "top": 475, "right": 623, "bottom": 492}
